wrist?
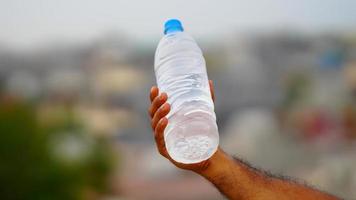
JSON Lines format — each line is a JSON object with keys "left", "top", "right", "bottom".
{"left": 196, "top": 148, "right": 232, "bottom": 178}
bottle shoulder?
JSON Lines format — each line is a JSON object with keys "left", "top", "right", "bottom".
{"left": 156, "top": 32, "right": 198, "bottom": 52}
{"left": 155, "top": 33, "right": 203, "bottom": 67}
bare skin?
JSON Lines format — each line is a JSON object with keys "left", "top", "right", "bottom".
{"left": 148, "top": 80, "right": 339, "bottom": 200}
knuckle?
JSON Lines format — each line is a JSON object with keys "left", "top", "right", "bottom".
{"left": 157, "top": 106, "right": 164, "bottom": 117}
{"left": 154, "top": 95, "right": 161, "bottom": 103}
{"left": 159, "top": 151, "right": 167, "bottom": 158}
{"left": 158, "top": 148, "right": 168, "bottom": 158}
{"left": 153, "top": 131, "right": 159, "bottom": 140}
{"left": 151, "top": 119, "right": 156, "bottom": 130}
{"left": 158, "top": 149, "right": 165, "bottom": 156}
{"left": 152, "top": 99, "right": 158, "bottom": 107}
{"left": 158, "top": 137, "right": 165, "bottom": 145}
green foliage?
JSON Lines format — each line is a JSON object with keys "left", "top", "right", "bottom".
{"left": 0, "top": 101, "right": 115, "bottom": 200}
{"left": 283, "top": 73, "right": 311, "bottom": 108}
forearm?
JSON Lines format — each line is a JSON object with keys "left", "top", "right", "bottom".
{"left": 197, "top": 149, "right": 339, "bottom": 200}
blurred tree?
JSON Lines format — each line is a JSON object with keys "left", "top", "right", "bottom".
{"left": 283, "top": 73, "right": 311, "bottom": 108}
{"left": 0, "top": 97, "right": 115, "bottom": 200}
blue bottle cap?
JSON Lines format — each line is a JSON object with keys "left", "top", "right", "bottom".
{"left": 164, "top": 19, "right": 184, "bottom": 35}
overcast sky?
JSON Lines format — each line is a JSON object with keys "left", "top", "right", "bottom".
{"left": 1, "top": 0, "right": 356, "bottom": 48}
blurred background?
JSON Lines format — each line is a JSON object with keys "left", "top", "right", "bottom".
{"left": 1, "top": 0, "right": 356, "bottom": 199}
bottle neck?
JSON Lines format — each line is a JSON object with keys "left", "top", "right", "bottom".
{"left": 165, "top": 29, "right": 183, "bottom": 35}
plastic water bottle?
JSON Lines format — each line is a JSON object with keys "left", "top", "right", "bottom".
{"left": 154, "top": 19, "right": 219, "bottom": 164}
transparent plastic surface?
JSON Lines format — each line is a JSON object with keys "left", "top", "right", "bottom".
{"left": 154, "top": 31, "right": 219, "bottom": 164}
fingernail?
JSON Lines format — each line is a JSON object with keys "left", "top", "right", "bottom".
{"left": 161, "top": 117, "right": 167, "bottom": 123}
{"left": 162, "top": 104, "right": 168, "bottom": 110}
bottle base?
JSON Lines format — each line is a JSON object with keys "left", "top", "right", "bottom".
{"left": 165, "top": 109, "right": 219, "bottom": 164}
{"left": 167, "top": 134, "right": 218, "bottom": 164}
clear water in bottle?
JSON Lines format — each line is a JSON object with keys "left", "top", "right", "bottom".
{"left": 154, "top": 19, "right": 219, "bottom": 164}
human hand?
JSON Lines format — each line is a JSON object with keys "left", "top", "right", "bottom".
{"left": 148, "top": 80, "right": 218, "bottom": 173}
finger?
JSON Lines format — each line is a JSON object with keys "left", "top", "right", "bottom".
{"left": 148, "top": 92, "right": 168, "bottom": 118}
{"left": 151, "top": 103, "right": 170, "bottom": 130}
{"left": 154, "top": 117, "right": 169, "bottom": 157}
{"left": 150, "top": 86, "right": 159, "bottom": 102}
{"left": 209, "top": 80, "right": 215, "bottom": 102}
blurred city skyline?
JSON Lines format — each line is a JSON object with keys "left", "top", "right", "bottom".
{"left": 1, "top": 0, "right": 356, "bottom": 49}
